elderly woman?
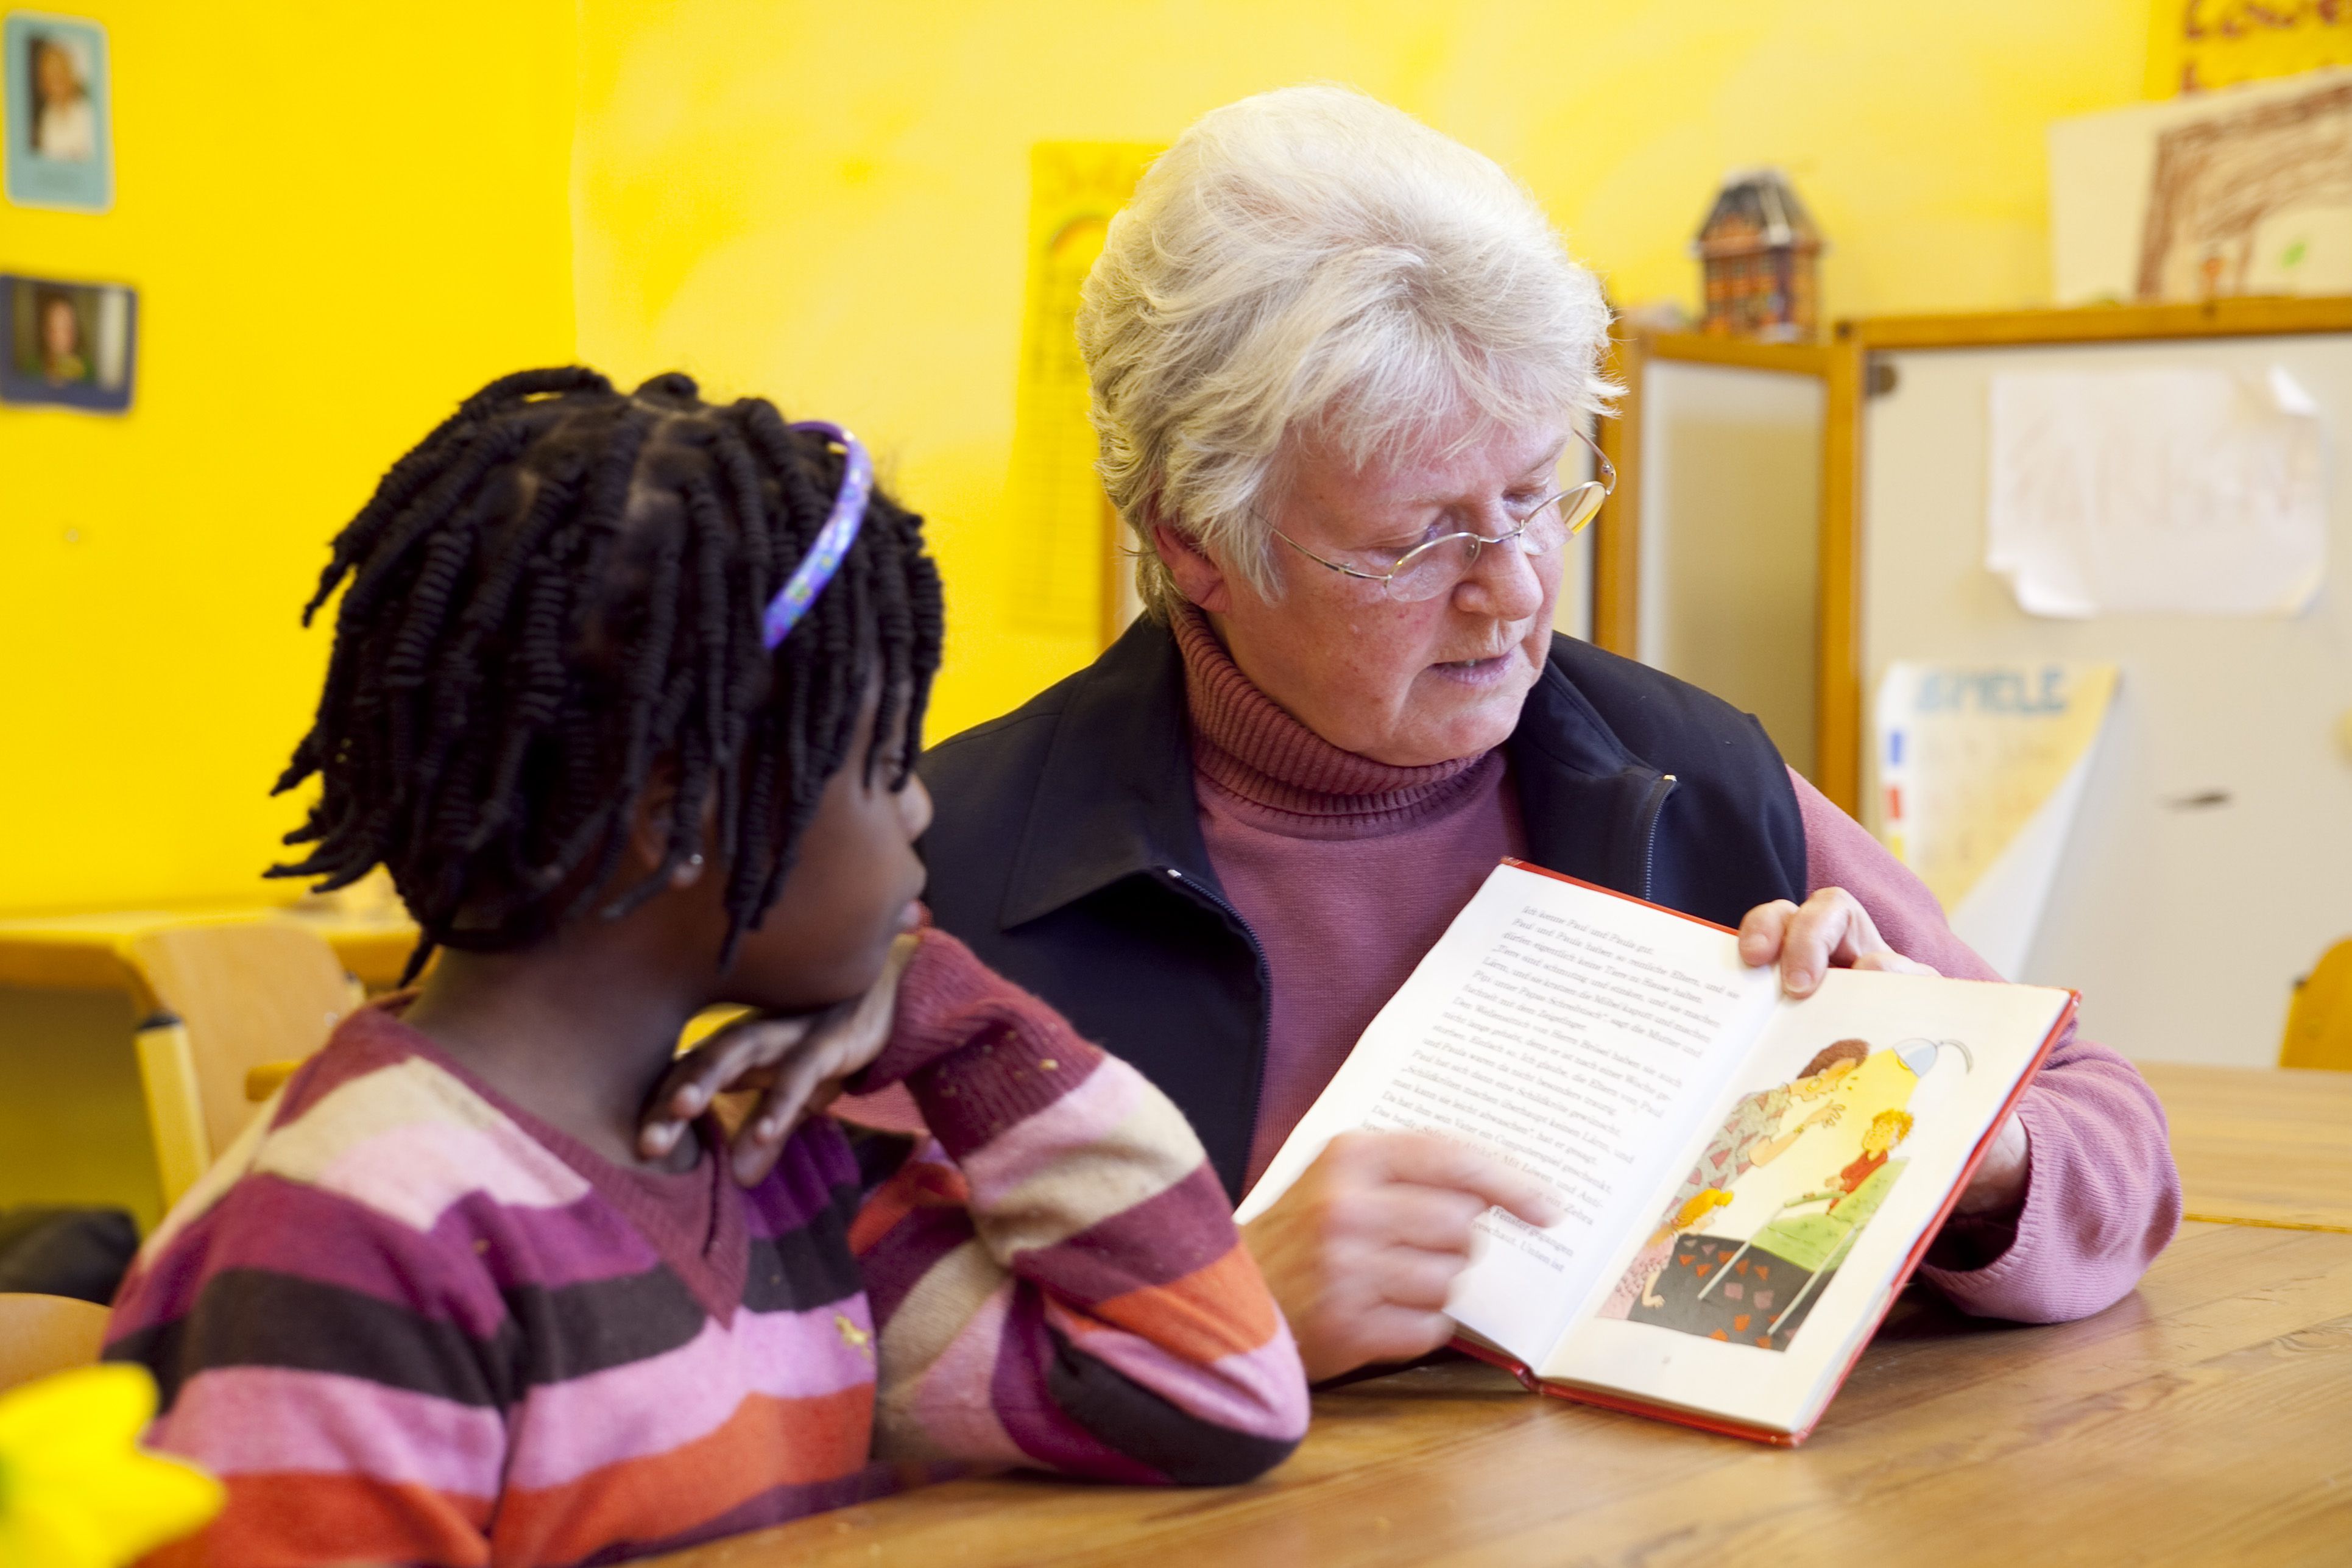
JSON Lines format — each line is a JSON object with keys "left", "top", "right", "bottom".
{"left": 660, "top": 86, "right": 2180, "bottom": 1385}
{"left": 914, "top": 87, "right": 2178, "bottom": 1381}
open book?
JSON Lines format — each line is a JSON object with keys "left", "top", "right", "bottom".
{"left": 1238, "top": 860, "right": 2075, "bottom": 1445}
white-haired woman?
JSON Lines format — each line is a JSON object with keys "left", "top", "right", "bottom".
{"left": 665, "top": 86, "right": 2179, "bottom": 1385}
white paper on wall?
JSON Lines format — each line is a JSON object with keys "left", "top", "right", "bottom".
{"left": 1874, "top": 663, "right": 2119, "bottom": 980}
{"left": 1986, "top": 366, "right": 2326, "bottom": 618}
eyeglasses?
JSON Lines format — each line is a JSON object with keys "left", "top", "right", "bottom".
{"left": 1273, "top": 426, "right": 1615, "bottom": 604}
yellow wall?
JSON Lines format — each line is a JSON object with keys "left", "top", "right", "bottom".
{"left": 574, "top": 0, "right": 2153, "bottom": 741}
{"left": 0, "top": 1, "right": 579, "bottom": 916}
{"left": 2, "top": 2, "right": 2157, "bottom": 915}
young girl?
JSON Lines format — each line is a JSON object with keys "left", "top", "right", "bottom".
{"left": 103, "top": 369, "right": 1307, "bottom": 1566}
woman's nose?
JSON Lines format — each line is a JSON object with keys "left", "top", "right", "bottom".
{"left": 1453, "top": 526, "right": 1544, "bottom": 620}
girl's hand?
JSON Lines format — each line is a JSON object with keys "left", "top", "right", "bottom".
{"left": 640, "top": 933, "right": 921, "bottom": 1185}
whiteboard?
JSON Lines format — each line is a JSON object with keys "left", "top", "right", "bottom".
{"left": 1862, "top": 334, "right": 2352, "bottom": 1065}
{"left": 1635, "top": 360, "right": 1823, "bottom": 775}
{"left": 1553, "top": 433, "right": 1597, "bottom": 644}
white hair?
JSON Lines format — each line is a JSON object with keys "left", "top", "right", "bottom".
{"left": 1078, "top": 83, "right": 1616, "bottom": 617}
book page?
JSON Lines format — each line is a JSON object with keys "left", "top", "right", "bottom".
{"left": 1542, "top": 967, "right": 2070, "bottom": 1433}
{"left": 1237, "top": 863, "right": 1777, "bottom": 1365}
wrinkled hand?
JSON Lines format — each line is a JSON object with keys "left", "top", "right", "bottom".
{"left": 1737, "top": 888, "right": 1938, "bottom": 997}
{"left": 639, "top": 933, "right": 920, "bottom": 1186}
{"left": 1240, "top": 1131, "right": 1562, "bottom": 1384}
{"left": 1953, "top": 1112, "right": 2032, "bottom": 1218}
{"left": 1801, "top": 1101, "right": 1846, "bottom": 1131}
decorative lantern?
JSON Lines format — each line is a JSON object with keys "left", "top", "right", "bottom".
{"left": 1693, "top": 169, "right": 1823, "bottom": 342}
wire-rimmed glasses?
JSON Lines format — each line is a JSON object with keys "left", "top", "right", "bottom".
{"left": 1273, "top": 426, "right": 1615, "bottom": 603}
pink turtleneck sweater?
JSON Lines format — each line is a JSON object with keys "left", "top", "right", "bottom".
{"left": 1173, "top": 607, "right": 2180, "bottom": 1325}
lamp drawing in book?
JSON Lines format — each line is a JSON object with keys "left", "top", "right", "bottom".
{"left": 1239, "top": 861, "right": 2072, "bottom": 1444}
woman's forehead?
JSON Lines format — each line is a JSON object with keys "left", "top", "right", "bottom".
{"left": 1287, "top": 417, "right": 1568, "bottom": 510}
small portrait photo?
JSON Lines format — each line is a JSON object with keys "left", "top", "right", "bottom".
{"left": 4, "top": 12, "right": 111, "bottom": 211}
{"left": 1, "top": 272, "right": 135, "bottom": 411}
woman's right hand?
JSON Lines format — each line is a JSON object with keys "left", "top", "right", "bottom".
{"left": 1239, "top": 1131, "right": 1561, "bottom": 1383}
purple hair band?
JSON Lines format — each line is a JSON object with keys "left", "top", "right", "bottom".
{"left": 761, "top": 420, "right": 873, "bottom": 649}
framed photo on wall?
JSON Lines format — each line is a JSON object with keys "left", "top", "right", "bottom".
{"left": 1, "top": 272, "right": 135, "bottom": 411}
{"left": 4, "top": 11, "right": 111, "bottom": 211}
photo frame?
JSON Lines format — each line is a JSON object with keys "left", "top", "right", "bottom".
{"left": 1, "top": 272, "right": 135, "bottom": 411}
{"left": 4, "top": 11, "right": 111, "bottom": 212}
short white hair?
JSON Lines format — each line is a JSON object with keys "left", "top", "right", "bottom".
{"left": 1078, "top": 83, "right": 1615, "bottom": 618}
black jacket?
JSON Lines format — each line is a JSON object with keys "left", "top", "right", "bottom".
{"left": 918, "top": 618, "right": 1808, "bottom": 1199}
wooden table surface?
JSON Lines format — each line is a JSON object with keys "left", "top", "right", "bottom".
{"left": 652, "top": 1221, "right": 2352, "bottom": 1568}
{"left": 0, "top": 905, "right": 418, "bottom": 998}
{"left": 2138, "top": 1061, "right": 2352, "bottom": 1233}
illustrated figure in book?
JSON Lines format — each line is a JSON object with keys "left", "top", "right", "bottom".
{"left": 1598, "top": 1188, "right": 1734, "bottom": 1319}
{"left": 1824, "top": 1110, "right": 1914, "bottom": 1208}
{"left": 1659, "top": 1039, "right": 1865, "bottom": 1223}
{"left": 1621, "top": 1041, "right": 1961, "bottom": 1352}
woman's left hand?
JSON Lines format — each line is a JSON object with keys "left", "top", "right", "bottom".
{"left": 639, "top": 933, "right": 920, "bottom": 1185}
{"left": 1737, "top": 887, "right": 1938, "bottom": 995}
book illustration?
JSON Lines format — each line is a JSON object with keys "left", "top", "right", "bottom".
{"left": 1605, "top": 1036, "right": 1971, "bottom": 1352}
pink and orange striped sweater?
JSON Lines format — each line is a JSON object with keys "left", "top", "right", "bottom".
{"left": 104, "top": 929, "right": 1308, "bottom": 1566}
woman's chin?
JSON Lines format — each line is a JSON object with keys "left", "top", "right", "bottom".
{"left": 1373, "top": 666, "right": 1536, "bottom": 764}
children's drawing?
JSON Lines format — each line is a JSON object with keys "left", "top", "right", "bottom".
{"left": 1611, "top": 1037, "right": 1970, "bottom": 1352}
{"left": 2139, "top": 77, "right": 2352, "bottom": 302}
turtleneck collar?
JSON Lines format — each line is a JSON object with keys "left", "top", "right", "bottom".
{"left": 1170, "top": 602, "right": 1502, "bottom": 832}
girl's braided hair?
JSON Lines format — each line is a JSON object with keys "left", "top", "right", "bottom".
{"left": 269, "top": 367, "right": 944, "bottom": 983}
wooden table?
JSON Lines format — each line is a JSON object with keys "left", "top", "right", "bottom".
{"left": 2139, "top": 1061, "right": 2352, "bottom": 1233}
{"left": 0, "top": 904, "right": 418, "bottom": 1000}
{"left": 653, "top": 1221, "right": 2352, "bottom": 1567}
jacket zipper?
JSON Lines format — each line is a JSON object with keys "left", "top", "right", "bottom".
{"left": 1162, "top": 866, "right": 1273, "bottom": 1168}
{"left": 1638, "top": 774, "right": 1678, "bottom": 902}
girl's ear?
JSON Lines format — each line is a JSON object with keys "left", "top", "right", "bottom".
{"left": 627, "top": 768, "right": 712, "bottom": 887}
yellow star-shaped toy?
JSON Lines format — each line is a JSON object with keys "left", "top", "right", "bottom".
{"left": 0, "top": 1363, "right": 223, "bottom": 1567}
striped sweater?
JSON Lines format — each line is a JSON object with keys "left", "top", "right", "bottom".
{"left": 104, "top": 928, "right": 1308, "bottom": 1566}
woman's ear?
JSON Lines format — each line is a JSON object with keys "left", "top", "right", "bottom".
{"left": 1151, "top": 520, "right": 1233, "bottom": 615}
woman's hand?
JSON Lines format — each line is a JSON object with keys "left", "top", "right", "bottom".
{"left": 640, "top": 933, "right": 920, "bottom": 1185}
{"left": 1240, "top": 1131, "right": 1562, "bottom": 1383}
{"left": 1737, "top": 888, "right": 1939, "bottom": 995}
{"left": 1953, "top": 1113, "right": 2032, "bottom": 1219}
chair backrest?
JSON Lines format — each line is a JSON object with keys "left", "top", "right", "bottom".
{"left": 0, "top": 1292, "right": 111, "bottom": 1393}
{"left": 127, "top": 920, "right": 359, "bottom": 1206}
{"left": 2282, "top": 938, "right": 2352, "bottom": 1072}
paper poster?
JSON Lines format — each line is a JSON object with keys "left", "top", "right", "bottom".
{"left": 3, "top": 12, "right": 111, "bottom": 212}
{"left": 2149, "top": 3, "right": 2352, "bottom": 96}
{"left": 0, "top": 272, "right": 134, "bottom": 411}
{"left": 1007, "top": 141, "right": 1159, "bottom": 641}
{"left": 1875, "top": 663, "right": 2119, "bottom": 979}
{"left": 2051, "top": 68, "right": 2352, "bottom": 303}
{"left": 1986, "top": 366, "right": 2326, "bottom": 618}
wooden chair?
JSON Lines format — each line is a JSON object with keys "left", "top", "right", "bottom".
{"left": 127, "top": 920, "right": 364, "bottom": 1209}
{"left": 2281, "top": 938, "right": 2352, "bottom": 1072}
{"left": 0, "top": 1292, "right": 111, "bottom": 1393}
